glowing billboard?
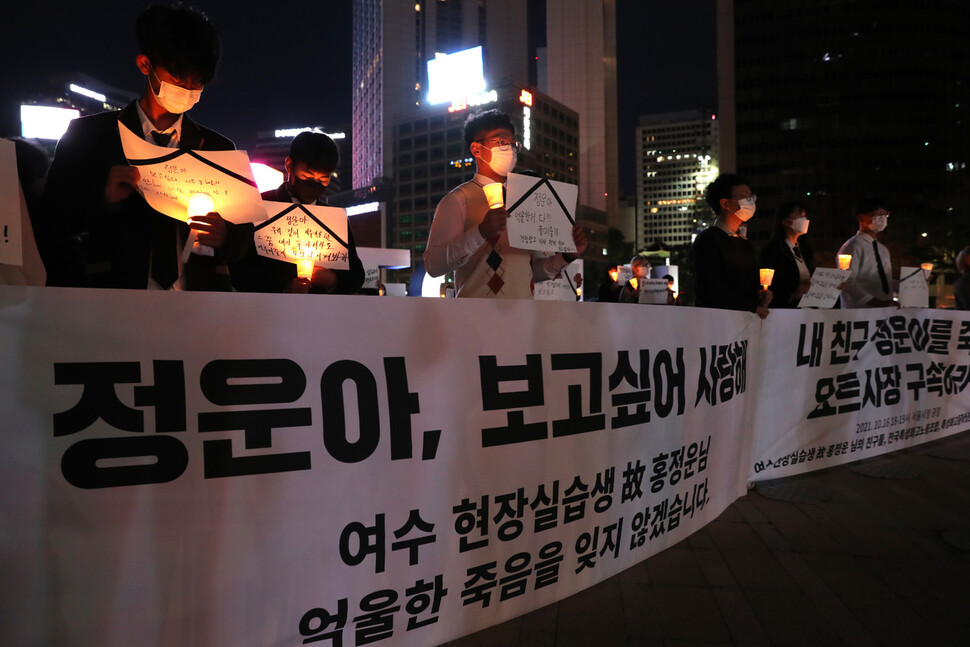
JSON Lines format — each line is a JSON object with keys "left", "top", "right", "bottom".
{"left": 426, "top": 46, "right": 486, "bottom": 105}
{"left": 20, "top": 105, "right": 79, "bottom": 140}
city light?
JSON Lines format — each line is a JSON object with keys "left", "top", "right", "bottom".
{"left": 20, "top": 104, "right": 79, "bottom": 140}
{"left": 69, "top": 84, "right": 106, "bottom": 102}
{"left": 346, "top": 202, "right": 380, "bottom": 217}
{"left": 519, "top": 90, "right": 533, "bottom": 106}
{"left": 426, "top": 46, "right": 486, "bottom": 105}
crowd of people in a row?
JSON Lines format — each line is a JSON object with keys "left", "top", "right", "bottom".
{"left": 3, "top": 4, "right": 967, "bottom": 312}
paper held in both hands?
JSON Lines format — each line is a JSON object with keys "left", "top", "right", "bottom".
{"left": 118, "top": 123, "right": 266, "bottom": 224}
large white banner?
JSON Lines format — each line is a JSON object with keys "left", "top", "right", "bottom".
{"left": 0, "top": 288, "right": 756, "bottom": 647}
{"left": 749, "top": 307, "right": 970, "bottom": 480}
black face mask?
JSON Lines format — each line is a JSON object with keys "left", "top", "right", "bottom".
{"left": 288, "top": 178, "right": 327, "bottom": 204}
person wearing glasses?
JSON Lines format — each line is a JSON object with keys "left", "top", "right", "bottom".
{"left": 758, "top": 202, "right": 816, "bottom": 308}
{"left": 424, "top": 109, "right": 586, "bottom": 298}
{"left": 690, "top": 173, "right": 771, "bottom": 318}
{"left": 837, "top": 197, "right": 896, "bottom": 308}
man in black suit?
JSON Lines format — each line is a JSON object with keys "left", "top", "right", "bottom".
{"left": 40, "top": 4, "right": 248, "bottom": 290}
{"left": 231, "top": 132, "right": 365, "bottom": 294}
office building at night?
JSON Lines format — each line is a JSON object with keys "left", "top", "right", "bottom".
{"left": 717, "top": 0, "right": 970, "bottom": 254}
{"left": 636, "top": 110, "right": 719, "bottom": 250}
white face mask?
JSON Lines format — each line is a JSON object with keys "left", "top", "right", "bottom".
{"left": 485, "top": 147, "right": 517, "bottom": 177}
{"left": 735, "top": 197, "right": 757, "bottom": 222}
{"left": 869, "top": 215, "right": 888, "bottom": 232}
{"left": 151, "top": 64, "right": 202, "bottom": 115}
{"left": 789, "top": 217, "right": 810, "bottom": 234}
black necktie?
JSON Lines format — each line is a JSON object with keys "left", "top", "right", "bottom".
{"left": 792, "top": 246, "right": 802, "bottom": 261}
{"left": 873, "top": 240, "right": 890, "bottom": 294}
{"left": 150, "top": 130, "right": 172, "bottom": 147}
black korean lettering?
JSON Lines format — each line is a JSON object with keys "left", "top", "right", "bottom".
{"left": 390, "top": 509, "right": 436, "bottom": 566}
{"left": 353, "top": 590, "right": 399, "bottom": 645}
{"left": 551, "top": 352, "right": 605, "bottom": 437}
{"left": 654, "top": 348, "right": 685, "bottom": 418}
{"left": 340, "top": 514, "right": 386, "bottom": 573}
{"left": 321, "top": 360, "right": 381, "bottom": 463}
{"left": 796, "top": 322, "right": 823, "bottom": 367}
{"left": 299, "top": 599, "right": 348, "bottom": 644}
{"left": 54, "top": 362, "right": 143, "bottom": 434}
{"left": 60, "top": 435, "right": 188, "bottom": 488}
{"left": 199, "top": 359, "right": 312, "bottom": 478}
{"left": 384, "top": 357, "right": 440, "bottom": 461}
{"left": 608, "top": 350, "right": 651, "bottom": 429}
{"left": 479, "top": 355, "right": 547, "bottom": 447}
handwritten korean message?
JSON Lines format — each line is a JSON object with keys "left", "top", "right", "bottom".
{"left": 506, "top": 173, "right": 578, "bottom": 253}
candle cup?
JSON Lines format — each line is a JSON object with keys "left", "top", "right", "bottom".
{"left": 482, "top": 182, "right": 504, "bottom": 209}
{"left": 920, "top": 262, "right": 933, "bottom": 281}
{"left": 295, "top": 258, "right": 315, "bottom": 280}
{"left": 759, "top": 268, "right": 775, "bottom": 290}
{"left": 837, "top": 254, "right": 852, "bottom": 271}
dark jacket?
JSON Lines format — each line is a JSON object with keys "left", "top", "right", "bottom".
{"left": 40, "top": 100, "right": 248, "bottom": 290}
{"left": 758, "top": 236, "right": 815, "bottom": 308}
{"left": 229, "top": 183, "right": 365, "bottom": 295}
{"left": 690, "top": 225, "right": 760, "bottom": 312}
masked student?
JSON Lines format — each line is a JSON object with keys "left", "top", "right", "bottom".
{"left": 423, "top": 109, "right": 586, "bottom": 298}
{"left": 837, "top": 197, "right": 896, "bottom": 308}
{"left": 690, "top": 173, "right": 771, "bottom": 319}
{"left": 41, "top": 4, "right": 249, "bottom": 290}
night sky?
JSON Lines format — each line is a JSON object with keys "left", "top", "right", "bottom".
{"left": 2, "top": 1, "right": 715, "bottom": 197}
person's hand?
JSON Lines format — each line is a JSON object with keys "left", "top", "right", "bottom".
{"left": 572, "top": 225, "right": 587, "bottom": 255}
{"left": 795, "top": 279, "right": 811, "bottom": 298}
{"left": 310, "top": 266, "right": 338, "bottom": 292}
{"left": 188, "top": 212, "right": 228, "bottom": 248}
{"left": 759, "top": 288, "right": 773, "bottom": 307}
{"left": 756, "top": 304, "right": 771, "bottom": 319}
{"left": 104, "top": 165, "right": 140, "bottom": 204}
{"left": 478, "top": 207, "right": 509, "bottom": 240}
{"left": 574, "top": 273, "right": 583, "bottom": 288}
{"left": 285, "top": 277, "right": 312, "bottom": 294}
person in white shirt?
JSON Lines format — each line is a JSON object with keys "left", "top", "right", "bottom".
{"left": 838, "top": 197, "right": 896, "bottom": 308}
{"left": 424, "top": 109, "right": 586, "bottom": 299}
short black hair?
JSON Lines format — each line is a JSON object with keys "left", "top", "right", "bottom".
{"left": 289, "top": 132, "right": 339, "bottom": 174}
{"left": 704, "top": 173, "right": 750, "bottom": 216}
{"left": 854, "top": 196, "right": 887, "bottom": 217}
{"left": 464, "top": 109, "right": 515, "bottom": 151}
{"left": 136, "top": 4, "right": 221, "bottom": 85}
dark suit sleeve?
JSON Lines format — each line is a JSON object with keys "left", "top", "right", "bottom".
{"left": 691, "top": 230, "right": 727, "bottom": 308}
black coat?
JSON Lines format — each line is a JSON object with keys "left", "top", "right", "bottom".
{"left": 758, "top": 236, "right": 815, "bottom": 308}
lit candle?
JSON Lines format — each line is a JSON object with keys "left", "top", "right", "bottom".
{"left": 482, "top": 182, "right": 504, "bottom": 209}
{"left": 837, "top": 254, "right": 852, "bottom": 271}
{"left": 759, "top": 268, "right": 775, "bottom": 290}
{"left": 630, "top": 277, "right": 638, "bottom": 290}
{"left": 295, "top": 258, "right": 315, "bottom": 279}
{"left": 921, "top": 262, "right": 933, "bottom": 281}
{"left": 187, "top": 193, "right": 214, "bottom": 220}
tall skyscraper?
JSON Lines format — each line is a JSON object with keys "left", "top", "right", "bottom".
{"left": 544, "top": 0, "right": 619, "bottom": 231}
{"left": 636, "top": 111, "right": 719, "bottom": 250}
{"left": 717, "top": 0, "right": 970, "bottom": 254}
{"left": 352, "top": 0, "right": 527, "bottom": 190}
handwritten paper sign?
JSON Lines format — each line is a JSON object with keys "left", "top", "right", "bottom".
{"left": 0, "top": 139, "right": 22, "bottom": 266}
{"left": 362, "top": 264, "right": 380, "bottom": 288}
{"left": 897, "top": 266, "right": 930, "bottom": 308}
{"left": 253, "top": 202, "right": 350, "bottom": 270}
{"left": 638, "top": 278, "right": 671, "bottom": 304}
{"left": 534, "top": 259, "right": 584, "bottom": 301}
{"left": 798, "top": 268, "right": 850, "bottom": 308}
{"left": 506, "top": 172, "right": 578, "bottom": 253}
{"left": 119, "top": 123, "right": 265, "bottom": 224}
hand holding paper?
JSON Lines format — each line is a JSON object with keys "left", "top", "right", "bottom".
{"left": 104, "top": 165, "right": 140, "bottom": 205}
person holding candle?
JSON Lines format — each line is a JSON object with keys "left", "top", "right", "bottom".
{"left": 40, "top": 4, "right": 249, "bottom": 291}
{"left": 758, "top": 202, "right": 816, "bottom": 308}
{"left": 424, "top": 109, "right": 587, "bottom": 298}
{"left": 690, "top": 173, "right": 771, "bottom": 318}
{"left": 837, "top": 197, "right": 897, "bottom": 308}
{"left": 230, "top": 132, "right": 364, "bottom": 294}
{"left": 618, "top": 255, "right": 652, "bottom": 303}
